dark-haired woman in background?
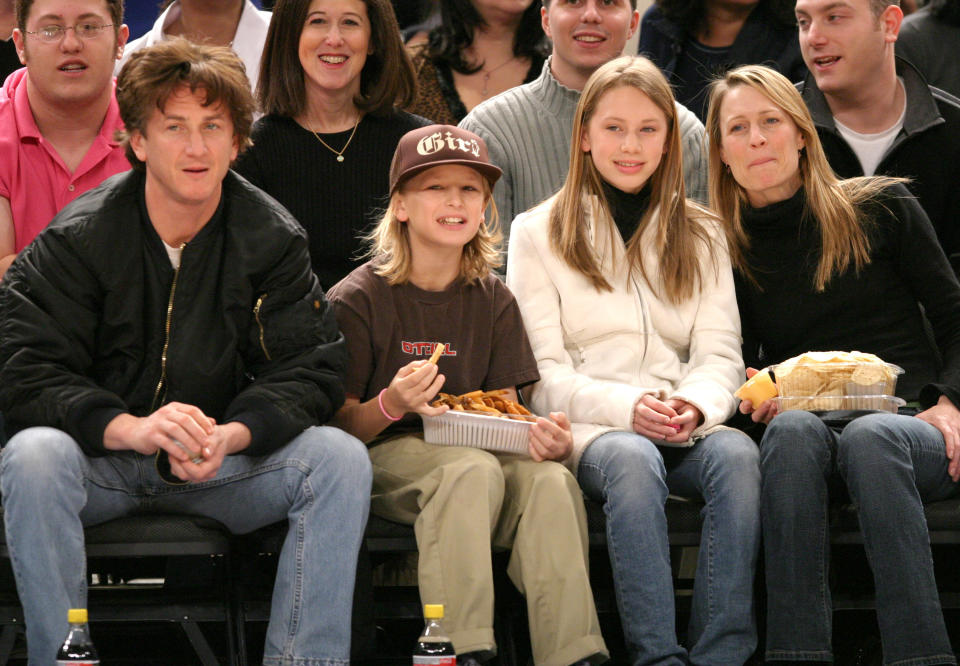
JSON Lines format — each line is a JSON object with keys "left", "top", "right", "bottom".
{"left": 897, "top": 0, "right": 960, "bottom": 98}
{"left": 405, "top": 0, "right": 548, "bottom": 125}
{"left": 234, "top": 0, "right": 429, "bottom": 290}
{"left": 638, "top": 0, "right": 804, "bottom": 121}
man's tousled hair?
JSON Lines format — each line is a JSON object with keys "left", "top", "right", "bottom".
{"left": 115, "top": 39, "right": 255, "bottom": 171}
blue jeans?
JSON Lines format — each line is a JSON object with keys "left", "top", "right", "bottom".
{"left": 578, "top": 429, "right": 760, "bottom": 666}
{"left": 760, "top": 410, "right": 958, "bottom": 665}
{"left": 0, "top": 425, "right": 372, "bottom": 666}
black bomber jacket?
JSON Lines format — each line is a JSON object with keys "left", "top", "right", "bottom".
{"left": 0, "top": 169, "right": 347, "bottom": 457}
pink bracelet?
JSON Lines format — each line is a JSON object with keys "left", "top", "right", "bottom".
{"left": 378, "top": 388, "right": 402, "bottom": 421}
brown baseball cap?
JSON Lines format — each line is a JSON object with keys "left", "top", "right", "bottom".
{"left": 389, "top": 124, "right": 502, "bottom": 194}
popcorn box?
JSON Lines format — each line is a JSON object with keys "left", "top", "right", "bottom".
{"left": 422, "top": 410, "right": 532, "bottom": 455}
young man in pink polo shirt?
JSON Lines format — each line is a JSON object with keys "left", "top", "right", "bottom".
{"left": 0, "top": 0, "right": 130, "bottom": 278}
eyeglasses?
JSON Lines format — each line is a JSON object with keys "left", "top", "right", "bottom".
{"left": 24, "top": 23, "right": 114, "bottom": 43}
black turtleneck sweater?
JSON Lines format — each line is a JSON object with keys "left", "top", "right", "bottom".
{"left": 602, "top": 181, "right": 652, "bottom": 242}
{"left": 734, "top": 184, "right": 960, "bottom": 407}
{"left": 234, "top": 110, "right": 430, "bottom": 291}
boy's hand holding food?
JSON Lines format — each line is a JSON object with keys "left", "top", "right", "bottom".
{"left": 382, "top": 360, "right": 449, "bottom": 418}
{"left": 529, "top": 411, "right": 573, "bottom": 462}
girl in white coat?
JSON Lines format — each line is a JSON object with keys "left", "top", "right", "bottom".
{"left": 506, "top": 56, "right": 760, "bottom": 665}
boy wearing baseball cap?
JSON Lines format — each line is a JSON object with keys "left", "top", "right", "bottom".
{"left": 327, "top": 125, "right": 608, "bottom": 666}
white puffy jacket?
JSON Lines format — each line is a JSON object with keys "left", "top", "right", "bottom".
{"left": 506, "top": 193, "right": 744, "bottom": 471}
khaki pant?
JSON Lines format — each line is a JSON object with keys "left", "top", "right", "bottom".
{"left": 368, "top": 435, "right": 607, "bottom": 665}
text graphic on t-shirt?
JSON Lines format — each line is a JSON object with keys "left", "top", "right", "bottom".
{"left": 402, "top": 341, "right": 457, "bottom": 358}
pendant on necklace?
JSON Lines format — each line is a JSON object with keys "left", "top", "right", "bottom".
{"left": 336, "top": 155, "right": 344, "bottom": 163}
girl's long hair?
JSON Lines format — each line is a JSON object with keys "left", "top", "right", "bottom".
{"left": 705, "top": 65, "right": 903, "bottom": 291}
{"left": 366, "top": 179, "right": 502, "bottom": 285}
{"left": 549, "top": 55, "right": 716, "bottom": 304}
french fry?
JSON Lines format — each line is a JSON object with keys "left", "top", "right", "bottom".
{"left": 430, "top": 389, "right": 535, "bottom": 420}
{"left": 428, "top": 343, "right": 444, "bottom": 365}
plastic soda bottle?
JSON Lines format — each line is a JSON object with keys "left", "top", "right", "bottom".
{"left": 56, "top": 608, "right": 99, "bottom": 665}
{"left": 413, "top": 603, "right": 456, "bottom": 665}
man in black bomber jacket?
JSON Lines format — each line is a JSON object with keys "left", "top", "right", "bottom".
{"left": 0, "top": 40, "right": 372, "bottom": 665}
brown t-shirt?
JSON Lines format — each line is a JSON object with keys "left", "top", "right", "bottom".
{"left": 328, "top": 262, "right": 540, "bottom": 430}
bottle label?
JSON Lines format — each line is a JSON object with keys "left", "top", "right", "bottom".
{"left": 412, "top": 658, "right": 455, "bottom": 665}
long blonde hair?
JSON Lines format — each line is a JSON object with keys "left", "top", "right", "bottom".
{"left": 366, "top": 178, "right": 502, "bottom": 285}
{"left": 549, "top": 55, "right": 716, "bottom": 304}
{"left": 705, "top": 65, "right": 903, "bottom": 291}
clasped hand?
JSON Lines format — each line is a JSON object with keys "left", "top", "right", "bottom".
{"left": 105, "top": 402, "right": 244, "bottom": 483}
{"left": 633, "top": 395, "right": 703, "bottom": 443}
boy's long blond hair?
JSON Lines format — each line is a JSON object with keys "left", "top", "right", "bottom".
{"left": 366, "top": 178, "right": 502, "bottom": 285}
{"left": 549, "top": 56, "right": 717, "bottom": 304}
{"left": 705, "top": 65, "right": 904, "bottom": 291}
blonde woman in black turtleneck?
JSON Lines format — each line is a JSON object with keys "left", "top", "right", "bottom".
{"left": 706, "top": 64, "right": 960, "bottom": 666}
{"left": 507, "top": 55, "right": 760, "bottom": 666}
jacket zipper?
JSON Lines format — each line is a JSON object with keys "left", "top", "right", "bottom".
{"left": 150, "top": 251, "right": 183, "bottom": 412}
{"left": 253, "top": 294, "right": 271, "bottom": 360}
{"left": 631, "top": 274, "right": 651, "bottom": 375}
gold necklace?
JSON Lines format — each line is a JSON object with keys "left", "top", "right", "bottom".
{"left": 478, "top": 56, "right": 519, "bottom": 98}
{"left": 311, "top": 117, "right": 360, "bottom": 163}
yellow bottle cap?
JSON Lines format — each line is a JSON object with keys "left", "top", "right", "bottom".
{"left": 67, "top": 609, "right": 88, "bottom": 624}
{"left": 423, "top": 604, "right": 444, "bottom": 619}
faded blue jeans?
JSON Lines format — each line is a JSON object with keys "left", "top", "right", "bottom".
{"left": 0, "top": 425, "right": 372, "bottom": 666}
{"left": 578, "top": 429, "right": 760, "bottom": 666}
{"left": 760, "top": 410, "right": 958, "bottom": 665}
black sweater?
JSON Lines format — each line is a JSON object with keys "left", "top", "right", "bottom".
{"left": 234, "top": 110, "right": 430, "bottom": 290}
{"left": 602, "top": 181, "right": 651, "bottom": 243}
{"left": 735, "top": 184, "right": 960, "bottom": 408}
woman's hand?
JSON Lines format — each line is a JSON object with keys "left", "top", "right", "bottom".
{"left": 380, "top": 360, "right": 448, "bottom": 419}
{"left": 916, "top": 395, "right": 960, "bottom": 481}
{"left": 738, "top": 367, "right": 780, "bottom": 424}
{"left": 663, "top": 398, "right": 703, "bottom": 443}
{"left": 529, "top": 411, "right": 573, "bottom": 462}
{"left": 633, "top": 394, "right": 683, "bottom": 440}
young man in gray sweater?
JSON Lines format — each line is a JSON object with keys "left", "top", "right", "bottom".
{"left": 460, "top": 0, "right": 707, "bottom": 237}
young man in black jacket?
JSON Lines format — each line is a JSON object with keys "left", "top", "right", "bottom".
{"left": 0, "top": 39, "right": 372, "bottom": 665}
{"left": 796, "top": 0, "right": 960, "bottom": 274}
